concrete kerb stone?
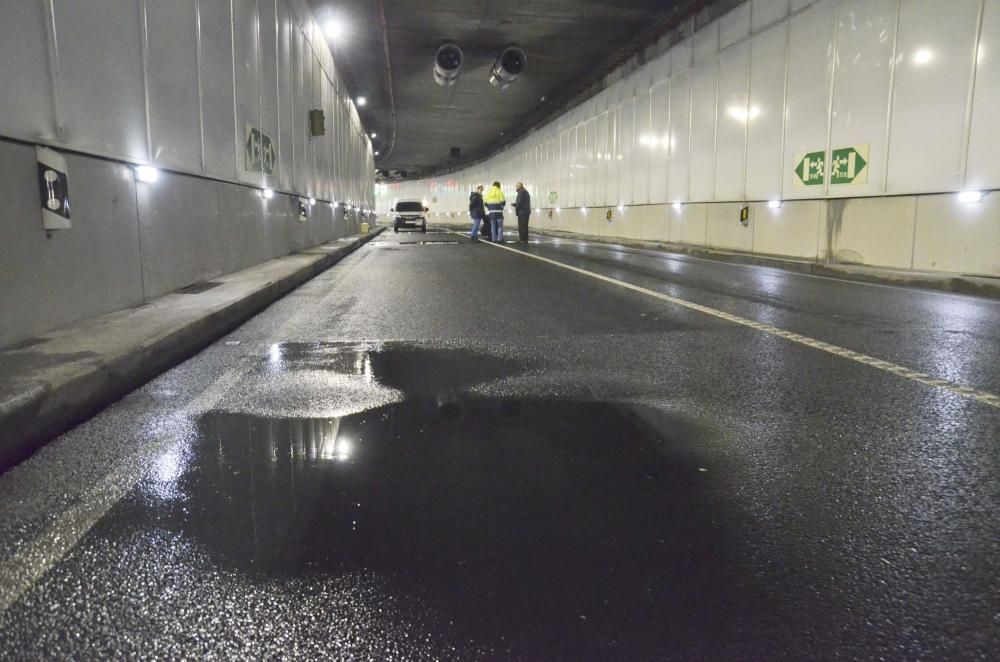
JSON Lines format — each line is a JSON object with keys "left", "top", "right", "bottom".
{"left": 524, "top": 228, "right": 1000, "bottom": 301}
{"left": 0, "top": 227, "right": 384, "bottom": 470}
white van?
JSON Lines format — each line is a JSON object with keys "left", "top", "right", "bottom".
{"left": 391, "top": 199, "right": 428, "bottom": 233}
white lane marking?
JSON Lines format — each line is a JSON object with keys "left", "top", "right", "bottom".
{"left": 528, "top": 232, "right": 1000, "bottom": 302}
{"left": 0, "top": 245, "right": 370, "bottom": 612}
{"left": 452, "top": 229, "right": 1000, "bottom": 410}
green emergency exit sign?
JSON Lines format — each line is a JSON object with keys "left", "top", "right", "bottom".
{"left": 794, "top": 150, "right": 826, "bottom": 187}
{"left": 830, "top": 144, "right": 869, "bottom": 185}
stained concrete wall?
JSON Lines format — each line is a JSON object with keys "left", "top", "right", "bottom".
{"left": 0, "top": 139, "right": 362, "bottom": 348}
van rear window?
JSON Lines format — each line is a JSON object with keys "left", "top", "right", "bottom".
{"left": 396, "top": 202, "right": 423, "bottom": 212}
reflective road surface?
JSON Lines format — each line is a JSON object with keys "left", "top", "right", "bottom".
{"left": 1, "top": 228, "right": 998, "bottom": 659}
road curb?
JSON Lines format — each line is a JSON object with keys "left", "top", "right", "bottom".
{"left": 0, "top": 228, "right": 383, "bottom": 470}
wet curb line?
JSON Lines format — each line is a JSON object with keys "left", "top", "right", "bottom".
{"left": 0, "top": 227, "right": 384, "bottom": 469}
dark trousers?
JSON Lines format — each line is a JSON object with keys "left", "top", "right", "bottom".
{"left": 517, "top": 213, "right": 530, "bottom": 242}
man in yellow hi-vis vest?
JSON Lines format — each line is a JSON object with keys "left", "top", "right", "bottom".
{"left": 483, "top": 181, "right": 507, "bottom": 243}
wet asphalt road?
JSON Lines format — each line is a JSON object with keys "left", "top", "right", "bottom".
{"left": 0, "top": 227, "right": 998, "bottom": 659}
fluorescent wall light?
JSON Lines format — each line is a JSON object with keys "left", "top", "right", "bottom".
{"left": 135, "top": 165, "right": 159, "bottom": 183}
{"left": 958, "top": 191, "right": 983, "bottom": 203}
{"left": 356, "top": 96, "right": 367, "bottom": 107}
{"left": 768, "top": 199, "right": 782, "bottom": 209}
{"left": 673, "top": 201, "right": 683, "bottom": 211}
{"left": 726, "top": 105, "right": 761, "bottom": 122}
{"left": 262, "top": 188, "right": 274, "bottom": 199}
{"left": 308, "top": 197, "right": 316, "bottom": 205}
{"left": 325, "top": 18, "right": 345, "bottom": 40}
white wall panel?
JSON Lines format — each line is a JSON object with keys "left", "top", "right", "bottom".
{"left": 310, "top": 54, "right": 323, "bottom": 197}
{"left": 634, "top": 89, "right": 652, "bottom": 204}
{"left": 671, "top": 38, "right": 694, "bottom": 73}
{"left": 966, "top": 0, "right": 1000, "bottom": 189}
{"left": 259, "top": 0, "right": 280, "bottom": 188}
{"left": 558, "top": 129, "right": 569, "bottom": 206}
{"left": 746, "top": 23, "right": 787, "bottom": 199}
{"left": 690, "top": 57, "right": 719, "bottom": 201}
{"left": 567, "top": 125, "right": 579, "bottom": 207}
{"left": 828, "top": 0, "right": 896, "bottom": 197}
{"left": 585, "top": 117, "right": 598, "bottom": 206}
{"left": 608, "top": 107, "right": 620, "bottom": 205}
{"left": 694, "top": 20, "right": 720, "bottom": 62}
{"left": 652, "top": 51, "right": 671, "bottom": 85}
{"left": 716, "top": 41, "right": 750, "bottom": 201}
{"left": 886, "top": 0, "right": 980, "bottom": 194}
{"left": 146, "top": 0, "right": 201, "bottom": 170}
{"left": 54, "top": 0, "right": 147, "bottom": 160}
{"left": 596, "top": 112, "right": 609, "bottom": 205}
{"left": 618, "top": 98, "right": 635, "bottom": 205}
{"left": 277, "top": 1, "right": 294, "bottom": 191}
{"left": 234, "top": 0, "right": 261, "bottom": 184}
{"left": 782, "top": 0, "right": 834, "bottom": 198}
{"left": 292, "top": 27, "right": 309, "bottom": 194}
{"left": 649, "top": 81, "right": 671, "bottom": 203}
{"left": 667, "top": 70, "right": 692, "bottom": 202}
{"left": 198, "top": 0, "right": 237, "bottom": 181}
{"left": 0, "top": 1, "right": 56, "bottom": 141}
{"left": 753, "top": 0, "right": 790, "bottom": 31}
{"left": 720, "top": 2, "right": 752, "bottom": 48}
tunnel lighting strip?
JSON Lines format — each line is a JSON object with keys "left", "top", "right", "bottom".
{"left": 446, "top": 230, "right": 1000, "bottom": 411}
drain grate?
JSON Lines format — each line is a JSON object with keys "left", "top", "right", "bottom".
{"left": 178, "top": 281, "right": 224, "bottom": 294}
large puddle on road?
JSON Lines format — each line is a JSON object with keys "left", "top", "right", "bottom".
{"left": 141, "top": 345, "right": 762, "bottom": 657}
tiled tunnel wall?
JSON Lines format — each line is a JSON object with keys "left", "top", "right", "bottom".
{"left": 384, "top": 0, "right": 1000, "bottom": 277}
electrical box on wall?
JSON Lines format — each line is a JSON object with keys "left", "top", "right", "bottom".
{"left": 308, "top": 109, "right": 325, "bottom": 137}
{"left": 739, "top": 205, "right": 750, "bottom": 227}
{"left": 298, "top": 200, "right": 308, "bottom": 222}
{"left": 37, "top": 147, "right": 71, "bottom": 230}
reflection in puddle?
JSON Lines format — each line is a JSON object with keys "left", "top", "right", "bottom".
{"left": 135, "top": 345, "right": 762, "bottom": 657}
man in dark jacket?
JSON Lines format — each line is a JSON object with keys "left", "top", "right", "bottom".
{"left": 514, "top": 182, "right": 531, "bottom": 243}
{"left": 468, "top": 184, "right": 486, "bottom": 241}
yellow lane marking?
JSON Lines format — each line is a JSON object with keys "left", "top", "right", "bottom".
{"left": 451, "top": 229, "right": 1000, "bottom": 410}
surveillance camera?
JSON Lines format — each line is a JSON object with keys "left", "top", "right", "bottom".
{"left": 434, "top": 43, "right": 463, "bottom": 86}
{"left": 489, "top": 46, "right": 526, "bottom": 89}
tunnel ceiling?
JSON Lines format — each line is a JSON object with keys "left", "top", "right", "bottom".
{"left": 310, "top": 0, "right": 698, "bottom": 179}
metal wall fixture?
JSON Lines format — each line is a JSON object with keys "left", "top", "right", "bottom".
{"left": 489, "top": 46, "right": 527, "bottom": 89}
{"left": 433, "top": 43, "right": 464, "bottom": 86}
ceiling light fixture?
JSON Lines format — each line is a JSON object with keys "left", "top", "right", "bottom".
{"left": 134, "top": 165, "right": 160, "bottom": 183}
